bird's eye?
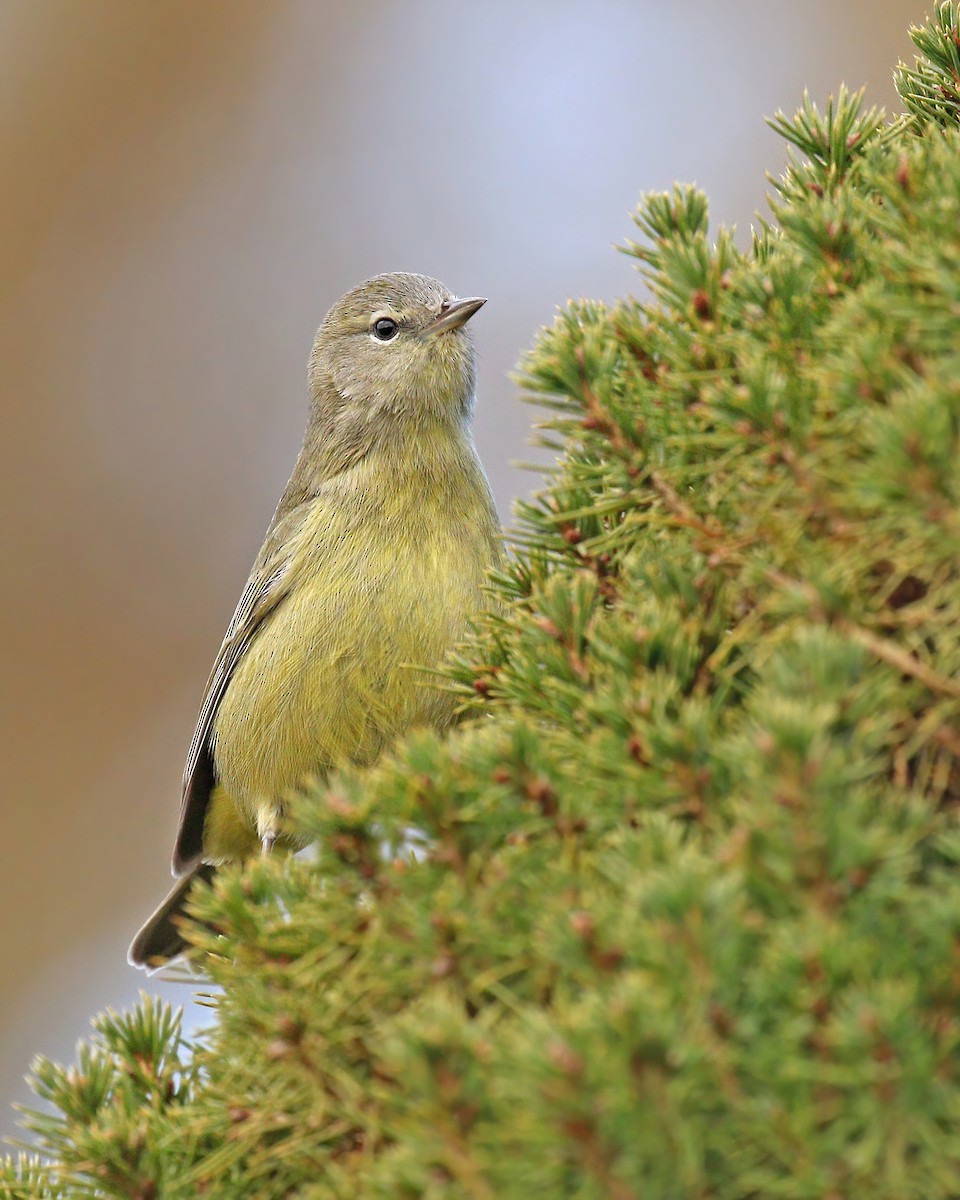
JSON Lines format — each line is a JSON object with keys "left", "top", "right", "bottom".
{"left": 371, "top": 317, "right": 399, "bottom": 342}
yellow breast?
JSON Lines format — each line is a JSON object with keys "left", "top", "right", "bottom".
{"left": 210, "top": 441, "right": 499, "bottom": 842}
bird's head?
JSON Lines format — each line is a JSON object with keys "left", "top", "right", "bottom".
{"left": 309, "top": 272, "right": 485, "bottom": 427}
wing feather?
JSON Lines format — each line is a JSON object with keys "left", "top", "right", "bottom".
{"left": 171, "top": 525, "right": 298, "bottom": 874}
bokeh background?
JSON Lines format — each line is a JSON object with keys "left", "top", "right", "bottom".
{"left": 1, "top": 0, "right": 924, "bottom": 1137}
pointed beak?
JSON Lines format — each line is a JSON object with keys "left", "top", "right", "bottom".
{"left": 421, "top": 295, "right": 486, "bottom": 339}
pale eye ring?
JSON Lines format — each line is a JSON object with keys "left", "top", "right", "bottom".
{"left": 371, "top": 316, "right": 399, "bottom": 342}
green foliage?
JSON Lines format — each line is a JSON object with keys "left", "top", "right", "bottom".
{"left": 7, "top": 11, "right": 960, "bottom": 1197}
{"left": 895, "top": 1, "right": 960, "bottom": 126}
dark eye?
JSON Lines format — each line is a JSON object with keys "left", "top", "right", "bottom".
{"left": 372, "top": 317, "right": 399, "bottom": 341}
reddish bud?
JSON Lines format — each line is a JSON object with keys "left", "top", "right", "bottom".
{"left": 627, "top": 735, "right": 648, "bottom": 764}
{"left": 570, "top": 910, "right": 594, "bottom": 938}
{"left": 526, "top": 777, "right": 557, "bottom": 814}
{"left": 431, "top": 954, "right": 456, "bottom": 979}
{"left": 756, "top": 731, "right": 775, "bottom": 756}
{"left": 277, "top": 1016, "right": 304, "bottom": 1044}
{"left": 563, "top": 1116, "right": 595, "bottom": 1142}
{"left": 549, "top": 1041, "right": 585, "bottom": 1076}
{"left": 595, "top": 946, "right": 625, "bottom": 970}
{"left": 709, "top": 1004, "right": 733, "bottom": 1037}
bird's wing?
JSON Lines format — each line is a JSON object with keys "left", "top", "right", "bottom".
{"left": 172, "top": 514, "right": 299, "bottom": 874}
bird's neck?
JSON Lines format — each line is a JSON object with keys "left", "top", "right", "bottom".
{"left": 277, "top": 396, "right": 475, "bottom": 519}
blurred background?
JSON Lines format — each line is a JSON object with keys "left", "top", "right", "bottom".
{"left": 1, "top": 0, "right": 923, "bottom": 1137}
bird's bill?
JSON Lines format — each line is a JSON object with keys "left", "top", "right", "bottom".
{"left": 421, "top": 296, "right": 487, "bottom": 338}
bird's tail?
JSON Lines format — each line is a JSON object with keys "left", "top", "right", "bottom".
{"left": 128, "top": 862, "right": 217, "bottom": 969}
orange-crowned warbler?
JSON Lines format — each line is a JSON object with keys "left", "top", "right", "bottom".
{"left": 129, "top": 273, "right": 501, "bottom": 967}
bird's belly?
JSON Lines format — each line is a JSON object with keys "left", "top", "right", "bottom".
{"left": 210, "top": 533, "right": 482, "bottom": 825}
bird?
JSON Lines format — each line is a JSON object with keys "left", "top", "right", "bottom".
{"left": 129, "top": 272, "right": 501, "bottom": 967}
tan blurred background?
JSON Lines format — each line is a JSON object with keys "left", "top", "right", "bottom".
{"left": 1, "top": 0, "right": 922, "bottom": 1136}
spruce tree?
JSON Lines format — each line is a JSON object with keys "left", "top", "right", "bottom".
{"left": 5, "top": 6, "right": 960, "bottom": 1196}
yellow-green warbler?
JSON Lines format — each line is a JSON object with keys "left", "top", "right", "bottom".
{"left": 130, "top": 273, "right": 501, "bottom": 967}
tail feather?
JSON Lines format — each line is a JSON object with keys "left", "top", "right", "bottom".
{"left": 128, "top": 863, "right": 217, "bottom": 969}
